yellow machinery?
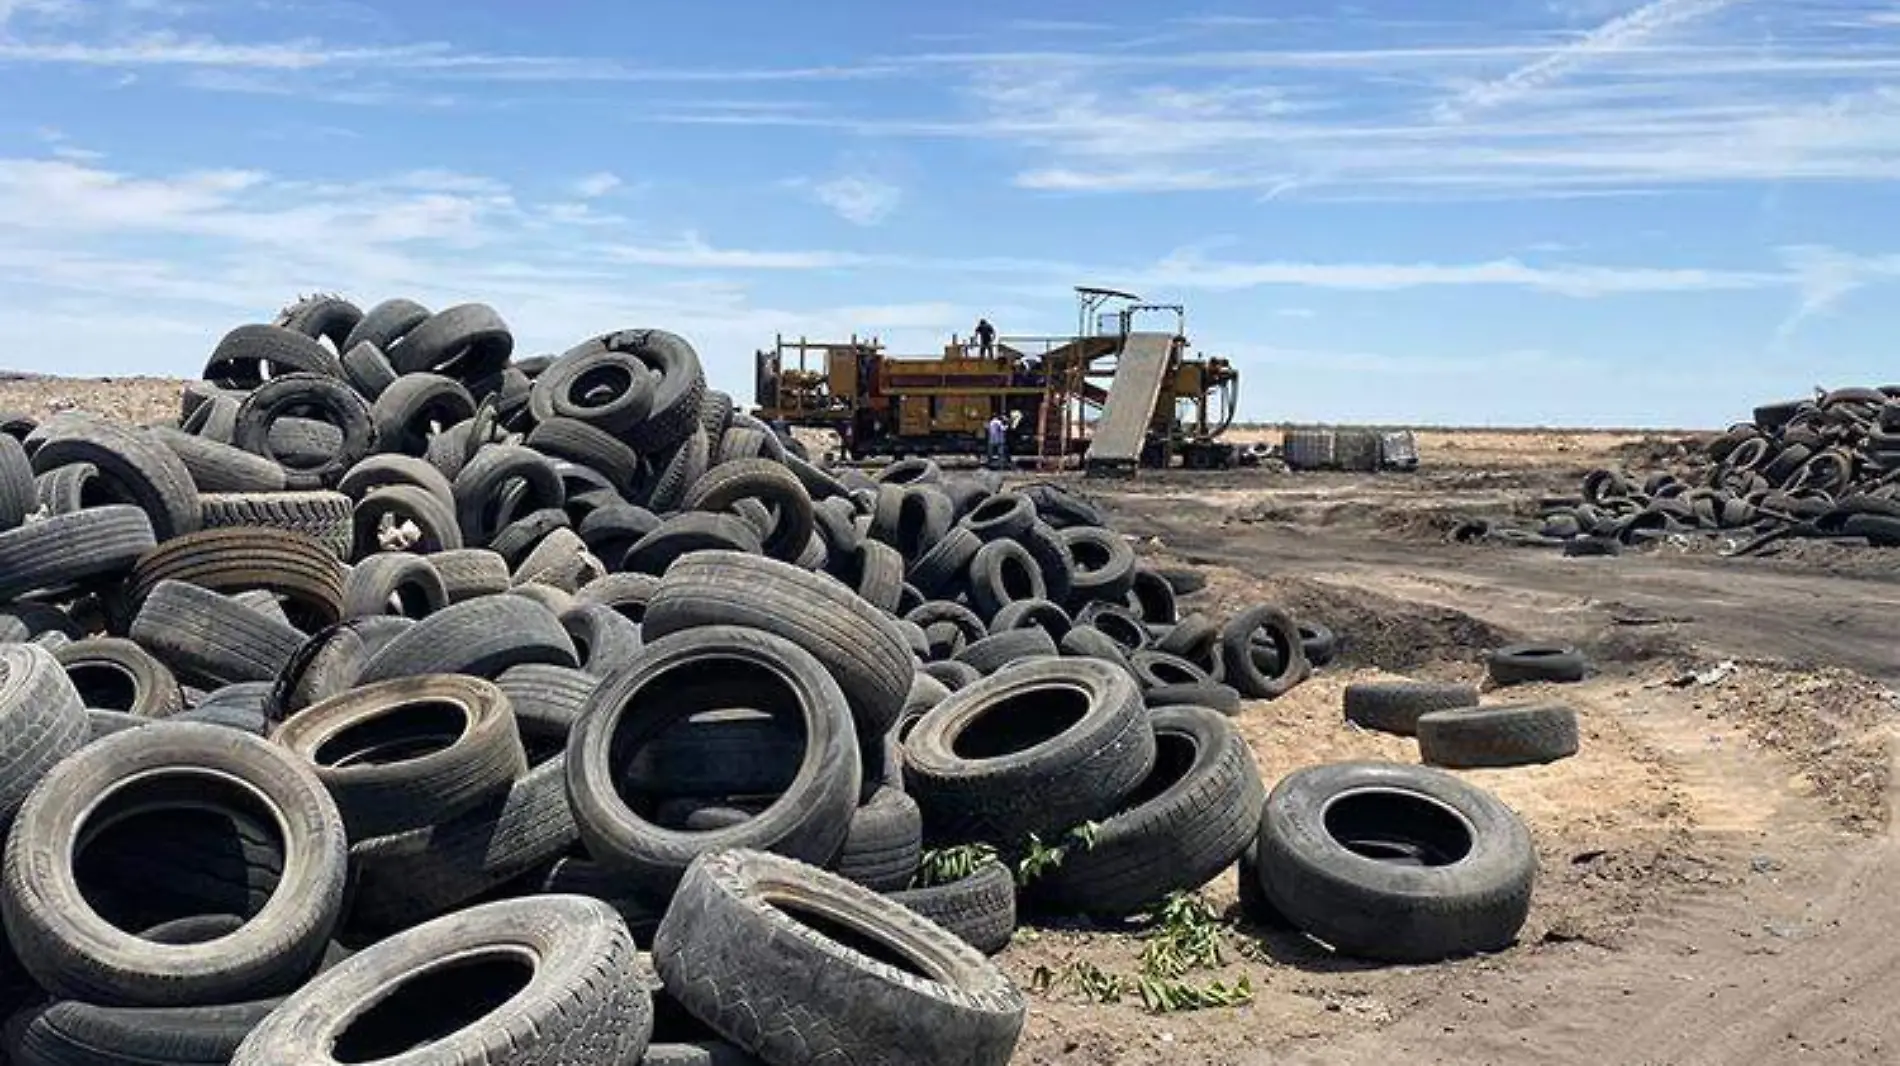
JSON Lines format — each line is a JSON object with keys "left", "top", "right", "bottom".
{"left": 754, "top": 287, "right": 1238, "bottom": 469}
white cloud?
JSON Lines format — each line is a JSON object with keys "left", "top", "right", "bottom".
{"left": 1138, "top": 248, "right": 1782, "bottom": 296}
{"left": 571, "top": 172, "right": 621, "bottom": 199}
{"left": 1775, "top": 244, "right": 1900, "bottom": 338}
{"left": 810, "top": 174, "right": 902, "bottom": 226}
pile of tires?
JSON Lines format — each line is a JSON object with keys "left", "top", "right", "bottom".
{"left": 0, "top": 294, "right": 1533, "bottom": 1063}
{"left": 1468, "top": 387, "right": 1900, "bottom": 553}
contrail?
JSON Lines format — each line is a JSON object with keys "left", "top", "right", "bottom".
{"left": 1438, "top": 0, "right": 1739, "bottom": 119}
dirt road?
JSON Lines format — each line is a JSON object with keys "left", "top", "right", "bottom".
{"left": 1082, "top": 475, "right": 1900, "bottom": 1065}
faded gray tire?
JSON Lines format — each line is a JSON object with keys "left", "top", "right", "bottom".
{"left": 831, "top": 786, "right": 923, "bottom": 892}
{"left": 356, "top": 595, "right": 577, "bottom": 683}
{"left": 1058, "top": 624, "right": 1130, "bottom": 668}
{"left": 430, "top": 547, "right": 511, "bottom": 602}
{"left": 1143, "top": 681, "right": 1242, "bottom": 714}
{"left": 200, "top": 491, "right": 353, "bottom": 561}
{"left": 1343, "top": 680, "right": 1479, "bottom": 737}
{"left": 1, "top": 723, "right": 348, "bottom": 1007}
{"left": 1417, "top": 703, "right": 1580, "bottom": 768}
{"left": 1220, "top": 604, "right": 1310, "bottom": 699}
{"left": 886, "top": 859, "right": 1017, "bottom": 956}
{"left": 1025, "top": 706, "right": 1263, "bottom": 917}
{"left": 905, "top": 657, "right": 1155, "bottom": 850}
{"left": 966, "top": 539, "right": 1046, "bottom": 623}
{"left": 232, "top": 374, "right": 373, "bottom": 489}
{"left": 30, "top": 421, "right": 199, "bottom": 542}
{"left": 1258, "top": 761, "right": 1535, "bottom": 962}
{"left": 645, "top": 551, "right": 913, "bottom": 738}
{"left": 354, "top": 483, "right": 463, "bottom": 556}
{"left": 1060, "top": 526, "right": 1135, "bottom": 607}
{"left": 341, "top": 552, "right": 447, "bottom": 619}
{"left": 953, "top": 628, "right": 1057, "bottom": 676}
{"left": 347, "top": 757, "right": 578, "bottom": 931}
{"left": 1487, "top": 643, "right": 1588, "bottom": 685}
{"left": 231, "top": 895, "right": 651, "bottom": 1066}
{"left": 621, "top": 512, "right": 760, "bottom": 576}
{"left": 130, "top": 581, "right": 305, "bottom": 689}
{"left": 3, "top": 997, "right": 280, "bottom": 1066}
{"left": 654, "top": 850, "right": 1024, "bottom": 1066}
{"left": 0, "top": 645, "right": 89, "bottom": 839}
{"left": 567, "top": 627, "right": 859, "bottom": 895}
{"left": 148, "top": 426, "right": 289, "bottom": 494}
{"left": 55, "top": 637, "right": 183, "bottom": 718}
{"left": 0, "top": 434, "right": 32, "bottom": 532}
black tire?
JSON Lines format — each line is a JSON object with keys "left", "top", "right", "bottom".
{"left": 386, "top": 303, "right": 514, "bottom": 379}
{"left": 344, "top": 298, "right": 431, "bottom": 355}
{"left": 341, "top": 552, "right": 448, "bottom": 619}
{"left": 579, "top": 503, "right": 663, "bottom": 566}
{"left": 341, "top": 340, "right": 398, "bottom": 400}
{"left": 130, "top": 581, "right": 306, "bottom": 689}
{"left": 354, "top": 483, "right": 464, "bottom": 556}
{"left": 1155, "top": 566, "right": 1207, "bottom": 595}
{"left": 0, "top": 505, "right": 155, "bottom": 602}
{"left": 1058, "top": 623, "right": 1129, "bottom": 667}
{"left": 957, "top": 491, "right": 1035, "bottom": 542}
{"left": 527, "top": 417, "right": 646, "bottom": 499}
{"left": 4, "top": 997, "right": 280, "bottom": 1066}
{"left": 369, "top": 373, "right": 475, "bottom": 457}
{"left": 1258, "top": 762, "right": 1535, "bottom": 962}
{"left": 429, "top": 547, "right": 511, "bottom": 602}
{"left": 646, "top": 551, "right": 914, "bottom": 738}
{"left": 1155, "top": 612, "right": 1219, "bottom": 660}
{"left": 529, "top": 347, "right": 658, "bottom": 435}
{"left": 356, "top": 595, "right": 577, "bottom": 683}
{"left": 201, "top": 491, "right": 353, "bottom": 560}
{"left": 563, "top": 329, "right": 705, "bottom": 454}
{"left": 905, "top": 657, "right": 1155, "bottom": 849}
{"left": 1074, "top": 603, "right": 1151, "bottom": 654}
{"left": 683, "top": 457, "right": 815, "bottom": 563}
{"left": 886, "top": 858, "right": 1017, "bottom": 956}
{"left": 1144, "top": 681, "right": 1242, "bottom": 714}
{"left": 55, "top": 637, "right": 183, "bottom": 718}
{"left": 906, "top": 526, "right": 981, "bottom": 600}
{"left": 231, "top": 895, "right": 651, "bottom": 1066}
{"left": 1128, "top": 649, "right": 1211, "bottom": 689}
{"left": 500, "top": 517, "right": 584, "bottom": 579}
{"left": 452, "top": 444, "right": 565, "bottom": 548}
{"left": 965, "top": 539, "right": 1046, "bottom": 623}
{"left": 646, "top": 428, "right": 710, "bottom": 513}
{"left": 890, "top": 486, "right": 955, "bottom": 563}
{"left": 566, "top": 627, "right": 860, "bottom": 895}
{"left": 1220, "top": 605, "right": 1310, "bottom": 699}
{"left": 1060, "top": 527, "right": 1136, "bottom": 607}
{"left": 274, "top": 294, "right": 362, "bottom": 352}
{"left": 921, "top": 660, "right": 982, "bottom": 691}
{"left": 1018, "top": 520, "right": 1075, "bottom": 607}
{"left": 831, "top": 786, "right": 923, "bottom": 892}
{"left": 148, "top": 426, "right": 289, "bottom": 494}
{"left": 272, "top": 674, "right": 527, "bottom": 839}
{"left": 0, "top": 433, "right": 32, "bottom": 532}
{"left": 907, "top": 600, "right": 987, "bottom": 653}
{"left": 495, "top": 663, "right": 598, "bottom": 764}
{"left": 1487, "top": 643, "right": 1588, "bottom": 685}
{"left": 622, "top": 512, "right": 762, "bottom": 575}
{"left": 31, "top": 420, "right": 200, "bottom": 541}
{"left": 1418, "top": 703, "right": 1581, "bottom": 768}
{"left": 0, "top": 645, "right": 89, "bottom": 838}
{"left": 989, "top": 598, "right": 1072, "bottom": 641}
{"left": 2, "top": 722, "right": 348, "bottom": 1007}
{"left": 1299, "top": 621, "right": 1338, "bottom": 667}
{"left": 1126, "top": 567, "right": 1179, "bottom": 626}
{"left": 1343, "top": 680, "right": 1480, "bottom": 737}
{"left": 559, "top": 603, "right": 644, "bottom": 673}
{"left": 203, "top": 324, "right": 342, "bottom": 388}
{"left": 128, "top": 527, "right": 346, "bottom": 632}
{"left": 953, "top": 627, "right": 1057, "bottom": 676}
{"left": 571, "top": 570, "right": 661, "bottom": 625}
{"left": 265, "top": 617, "right": 411, "bottom": 723}
{"left": 1019, "top": 482, "right": 1102, "bottom": 528}
{"left": 654, "top": 850, "right": 1024, "bottom": 1066}
{"left": 347, "top": 757, "right": 578, "bottom": 931}
{"left": 827, "top": 537, "right": 906, "bottom": 615}
{"left": 232, "top": 374, "right": 374, "bottom": 489}
{"left": 1025, "top": 706, "right": 1263, "bottom": 917}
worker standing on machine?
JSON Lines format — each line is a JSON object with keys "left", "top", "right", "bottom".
{"left": 986, "top": 411, "right": 1009, "bottom": 470}
{"left": 974, "top": 318, "right": 996, "bottom": 359}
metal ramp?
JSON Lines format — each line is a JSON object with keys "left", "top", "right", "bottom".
{"left": 1084, "top": 332, "right": 1174, "bottom": 477}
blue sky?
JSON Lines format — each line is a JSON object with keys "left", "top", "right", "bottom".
{"left": 1, "top": 0, "right": 1897, "bottom": 426}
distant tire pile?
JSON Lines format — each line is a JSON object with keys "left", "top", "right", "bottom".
{"left": 0, "top": 294, "right": 1540, "bottom": 1062}
{"left": 1471, "top": 387, "right": 1900, "bottom": 552}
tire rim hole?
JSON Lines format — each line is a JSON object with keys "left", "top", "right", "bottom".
{"left": 1120, "top": 730, "right": 1198, "bottom": 809}
{"left": 768, "top": 897, "right": 937, "bottom": 981}
{"left": 612, "top": 658, "right": 808, "bottom": 816}
{"left": 73, "top": 770, "right": 287, "bottom": 935}
{"left": 313, "top": 699, "right": 469, "bottom": 769}
{"left": 569, "top": 364, "right": 634, "bottom": 409}
{"left": 1095, "top": 613, "right": 1144, "bottom": 651}
{"left": 384, "top": 581, "right": 436, "bottom": 619}
{"left": 330, "top": 949, "right": 536, "bottom": 1063}
{"left": 1070, "top": 539, "right": 1111, "bottom": 570}
{"left": 1149, "top": 659, "right": 1200, "bottom": 686}
{"left": 999, "top": 556, "right": 1038, "bottom": 600}
{"left": 1323, "top": 791, "right": 1473, "bottom": 868}
{"left": 65, "top": 660, "right": 140, "bottom": 712}
{"left": 951, "top": 684, "right": 1090, "bottom": 760}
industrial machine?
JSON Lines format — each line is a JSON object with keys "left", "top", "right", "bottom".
{"left": 753, "top": 287, "right": 1239, "bottom": 474}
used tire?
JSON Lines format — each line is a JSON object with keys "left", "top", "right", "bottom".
{"left": 1257, "top": 761, "right": 1535, "bottom": 962}
{"left": 1220, "top": 604, "right": 1310, "bottom": 699}
{"left": 953, "top": 627, "right": 1057, "bottom": 676}
{"left": 528, "top": 346, "right": 658, "bottom": 435}
{"left": 562, "top": 329, "right": 705, "bottom": 454}
{"left": 966, "top": 539, "right": 1046, "bottom": 622}
{"left": 31, "top": 420, "right": 200, "bottom": 541}
{"left": 356, "top": 594, "right": 577, "bottom": 683}
{"left": 232, "top": 374, "right": 373, "bottom": 488}
{"left": 683, "top": 457, "right": 815, "bottom": 563}
{"left": 341, "top": 552, "right": 448, "bottom": 619}
{"left": 129, "top": 527, "right": 345, "bottom": 631}
{"left": 130, "top": 581, "right": 306, "bottom": 689}
{"left": 54, "top": 637, "right": 183, "bottom": 718}
{"left": 1, "top": 722, "right": 348, "bottom": 1006}
{"left": 1418, "top": 703, "right": 1581, "bottom": 768}
{"left": 0, "top": 505, "right": 156, "bottom": 602}
{"left": 1343, "top": 680, "right": 1480, "bottom": 737}
{"left": 0, "top": 645, "right": 89, "bottom": 838}
{"left": 201, "top": 491, "right": 353, "bottom": 560}
{"left": 654, "top": 850, "right": 1024, "bottom": 1066}
{"left": 565, "top": 626, "right": 860, "bottom": 895}
{"left": 621, "top": 512, "right": 761, "bottom": 576}
{"left": 830, "top": 786, "right": 924, "bottom": 892}
{"left": 645, "top": 551, "right": 914, "bottom": 738}
{"left": 231, "top": 895, "right": 651, "bottom": 1066}
{"left": 1487, "top": 643, "right": 1588, "bottom": 685}
{"left": 1025, "top": 706, "right": 1264, "bottom": 917}
{"left": 905, "top": 657, "right": 1155, "bottom": 849}
{"left": 886, "top": 857, "right": 1018, "bottom": 956}
{"left": 1060, "top": 527, "right": 1136, "bottom": 606}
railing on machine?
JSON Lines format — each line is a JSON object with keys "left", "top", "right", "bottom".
{"left": 995, "top": 334, "right": 1088, "bottom": 471}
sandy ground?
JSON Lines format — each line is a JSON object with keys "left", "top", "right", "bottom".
{"left": 7, "top": 375, "right": 1899, "bottom": 1064}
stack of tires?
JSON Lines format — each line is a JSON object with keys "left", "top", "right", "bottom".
{"left": 0, "top": 295, "right": 1536, "bottom": 1064}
